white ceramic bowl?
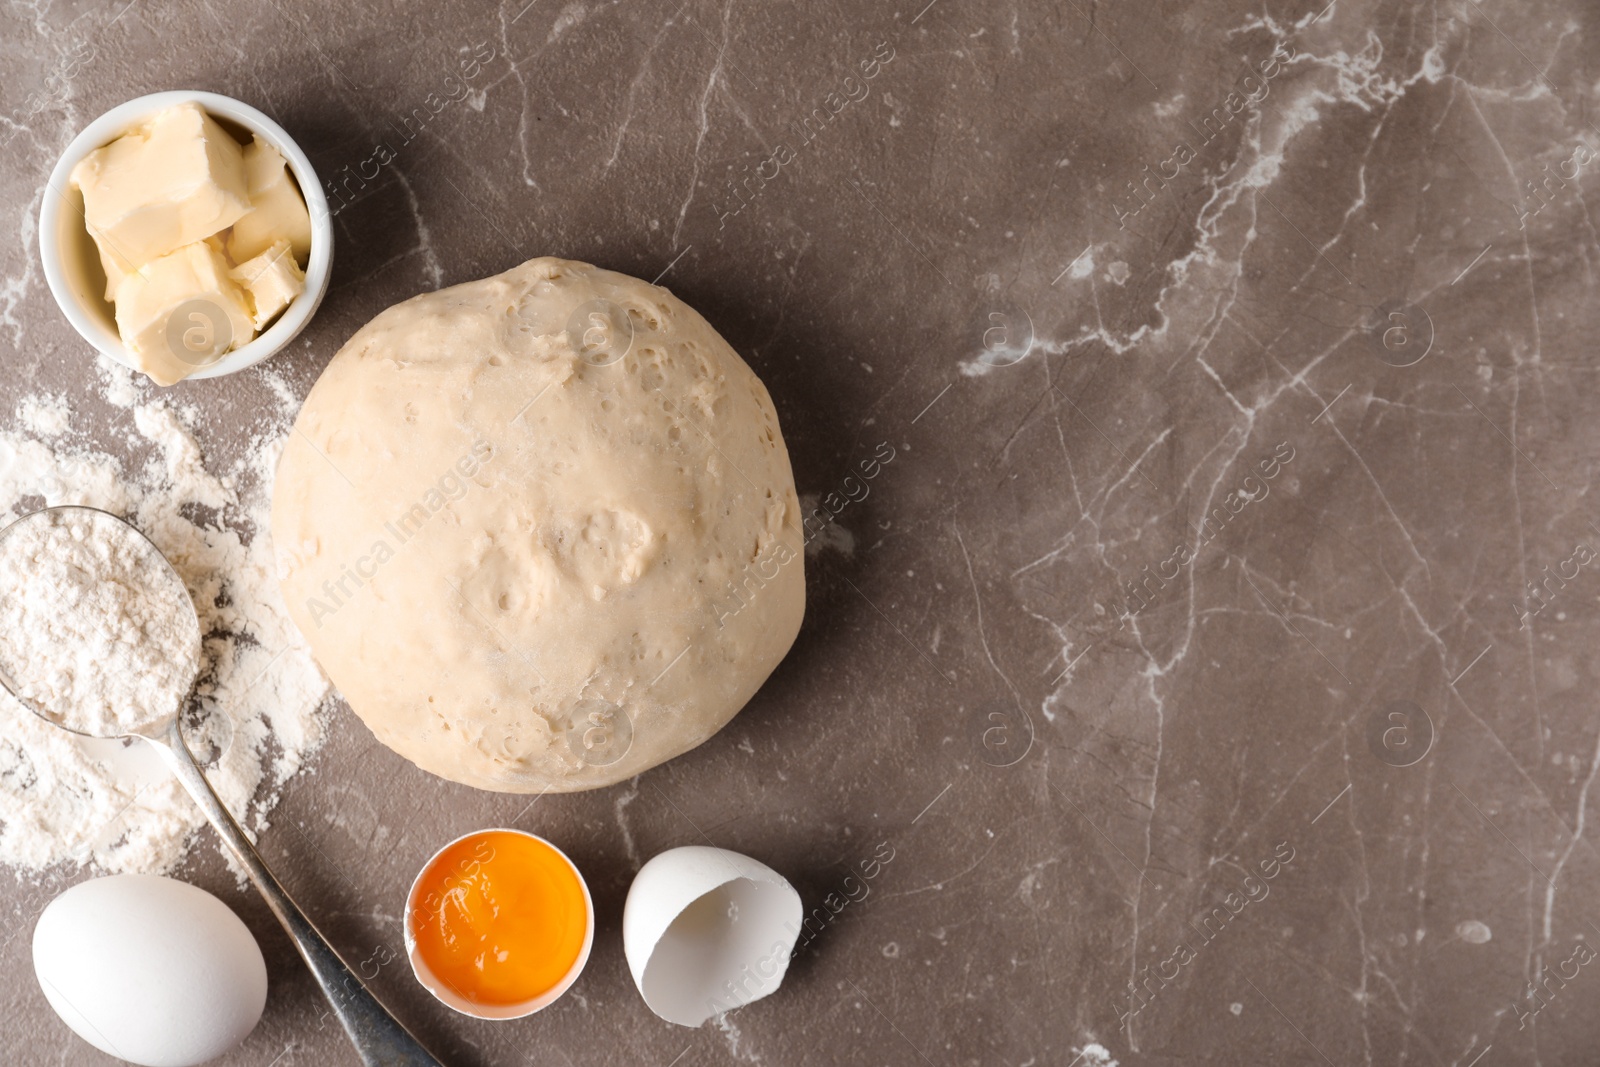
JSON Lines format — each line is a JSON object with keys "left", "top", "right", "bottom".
{"left": 404, "top": 828, "right": 594, "bottom": 1021}
{"left": 38, "top": 90, "right": 333, "bottom": 382}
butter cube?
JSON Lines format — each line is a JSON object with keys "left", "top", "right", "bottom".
{"left": 229, "top": 240, "right": 305, "bottom": 329}
{"left": 97, "top": 242, "right": 139, "bottom": 302}
{"left": 227, "top": 135, "right": 312, "bottom": 265}
{"left": 112, "top": 242, "right": 255, "bottom": 387}
{"left": 70, "top": 102, "right": 252, "bottom": 274}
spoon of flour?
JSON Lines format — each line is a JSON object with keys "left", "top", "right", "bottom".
{"left": 0, "top": 506, "right": 443, "bottom": 1067}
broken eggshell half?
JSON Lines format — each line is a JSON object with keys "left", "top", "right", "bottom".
{"left": 623, "top": 846, "right": 803, "bottom": 1026}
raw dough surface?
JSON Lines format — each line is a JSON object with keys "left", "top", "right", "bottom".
{"left": 272, "top": 258, "right": 803, "bottom": 792}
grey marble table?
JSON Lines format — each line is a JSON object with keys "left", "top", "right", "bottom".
{"left": 3, "top": 0, "right": 1599, "bottom": 1064}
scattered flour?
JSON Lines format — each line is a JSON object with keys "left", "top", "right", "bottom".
{"left": 1073, "top": 1043, "right": 1119, "bottom": 1067}
{"left": 797, "top": 492, "right": 857, "bottom": 558}
{"left": 0, "top": 508, "right": 200, "bottom": 736}
{"left": 0, "top": 356, "right": 329, "bottom": 874}
{"left": 17, "top": 394, "right": 70, "bottom": 437}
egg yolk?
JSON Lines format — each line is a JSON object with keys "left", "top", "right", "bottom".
{"left": 411, "top": 831, "right": 588, "bottom": 1006}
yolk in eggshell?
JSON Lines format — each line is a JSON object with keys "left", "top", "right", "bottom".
{"left": 411, "top": 830, "right": 589, "bottom": 1006}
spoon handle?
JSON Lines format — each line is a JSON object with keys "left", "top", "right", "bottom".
{"left": 147, "top": 719, "right": 446, "bottom": 1067}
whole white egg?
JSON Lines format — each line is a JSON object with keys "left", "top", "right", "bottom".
{"left": 32, "top": 874, "right": 268, "bottom": 1066}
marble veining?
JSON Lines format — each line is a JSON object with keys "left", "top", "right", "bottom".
{"left": 3, "top": 0, "right": 1600, "bottom": 1063}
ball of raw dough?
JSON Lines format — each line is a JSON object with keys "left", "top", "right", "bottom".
{"left": 272, "top": 258, "right": 804, "bottom": 792}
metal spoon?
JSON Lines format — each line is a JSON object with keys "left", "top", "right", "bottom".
{"left": 0, "top": 505, "right": 444, "bottom": 1067}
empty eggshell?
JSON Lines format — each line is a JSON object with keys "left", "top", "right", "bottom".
{"left": 32, "top": 874, "right": 267, "bottom": 1067}
{"left": 623, "top": 846, "right": 802, "bottom": 1026}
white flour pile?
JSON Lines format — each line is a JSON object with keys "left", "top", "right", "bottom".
{"left": 0, "top": 508, "right": 200, "bottom": 736}
{"left": 0, "top": 358, "right": 329, "bottom": 874}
